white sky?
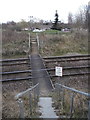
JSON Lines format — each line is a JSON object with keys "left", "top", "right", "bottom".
{"left": 0, "top": 0, "right": 89, "bottom": 23}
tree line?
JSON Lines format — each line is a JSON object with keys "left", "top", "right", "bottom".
{"left": 68, "top": 5, "right": 88, "bottom": 29}
{"left": 2, "top": 4, "right": 89, "bottom": 31}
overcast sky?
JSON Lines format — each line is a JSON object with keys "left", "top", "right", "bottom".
{"left": 0, "top": 0, "right": 89, "bottom": 23}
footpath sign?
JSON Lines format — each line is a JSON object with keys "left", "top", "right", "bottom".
{"left": 55, "top": 66, "right": 63, "bottom": 76}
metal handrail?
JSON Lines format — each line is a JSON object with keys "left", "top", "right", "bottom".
{"left": 15, "top": 83, "right": 39, "bottom": 118}
{"left": 55, "top": 83, "right": 90, "bottom": 119}
{"left": 55, "top": 83, "right": 90, "bottom": 97}
{"left": 15, "top": 83, "right": 39, "bottom": 100}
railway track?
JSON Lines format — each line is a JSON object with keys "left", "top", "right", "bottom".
{"left": 1, "top": 54, "right": 89, "bottom": 66}
{"left": 43, "top": 54, "right": 90, "bottom": 63}
{"left": 1, "top": 65, "right": 89, "bottom": 75}
{"left": 2, "top": 32, "right": 90, "bottom": 118}
{"left": 1, "top": 54, "right": 89, "bottom": 82}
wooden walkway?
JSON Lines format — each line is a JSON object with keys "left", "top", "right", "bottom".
{"left": 30, "top": 54, "right": 53, "bottom": 96}
{"left": 29, "top": 36, "right": 53, "bottom": 96}
{"left": 29, "top": 35, "right": 58, "bottom": 118}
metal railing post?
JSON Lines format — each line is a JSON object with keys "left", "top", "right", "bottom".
{"left": 55, "top": 83, "right": 90, "bottom": 118}
{"left": 15, "top": 83, "right": 39, "bottom": 118}
{"left": 36, "top": 84, "right": 39, "bottom": 101}
{"left": 17, "top": 98, "right": 24, "bottom": 118}
{"left": 88, "top": 100, "right": 90, "bottom": 120}
{"left": 29, "top": 93, "right": 32, "bottom": 116}
{"left": 62, "top": 89, "right": 65, "bottom": 109}
{"left": 70, "top": 92, "right": 74, "bottom": 118}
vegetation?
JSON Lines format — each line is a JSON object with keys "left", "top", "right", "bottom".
{"left": 2, "top": 28, "right": 88, "bottom": 59}
{"left": 2, "top": 30, "right": 29, "bottom": 58}
{"left": 39, "top": 29, "right": 88, "bottom": 57}
{"left": 52, "top": 90, "right": 88, "bottom": 118}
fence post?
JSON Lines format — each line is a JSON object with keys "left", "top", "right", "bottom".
{"left": 36, "top": 33, "right": 39, "bottom": 50}
{"left": 29, "top": 33, "right": 30, "bottom": 49}
{"left": 70, "top": 92, "right": 74, "bottom": 118}
{"left": 17, "top": 98, "right": 24, "bottom": 118}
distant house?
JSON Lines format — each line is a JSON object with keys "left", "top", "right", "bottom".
{"left": 22, "top": 28, "right": 29, "bottom": 31}
{"left": 33, "top": 28, "right": 45, "bottom": 32}
{"left": 62, "top": 28, "right": 70, "bottom": 32}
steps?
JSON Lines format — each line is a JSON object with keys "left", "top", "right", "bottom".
{"left": 38, "top": 97, "right": 58, "bottom": 118}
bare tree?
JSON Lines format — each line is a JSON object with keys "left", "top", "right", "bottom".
{"left": 68, "top": 12, "right": 73, "bottom": 24}
{"left": 74, "top": 5, "right": 88, "bottom": 29}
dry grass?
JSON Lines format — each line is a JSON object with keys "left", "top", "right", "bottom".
{"left": 52, "top": 88, "right": 88, "bottom": 118}
{"left": 2, "top": 30, "right": 29, "bottom": 59}
{"left": 2, "top": 29, "right": 88, "bottom": 118}
{"left": 2, "top": 29, "right": 88, "bottom": 58}
{"left": 39, "top": 30, "right": 88, "bottom": 56}
{"left": 2, "top": 58, "right": 33, "bottom": 118}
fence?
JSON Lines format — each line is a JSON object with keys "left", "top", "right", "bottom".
{"left": 53, "top": 83, "right": 90, "bottom": 119}
{"left": 15, "top": 83, "right": 39, "bottom": 118}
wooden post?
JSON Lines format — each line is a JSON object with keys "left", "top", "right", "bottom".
{"left": 29, "top": 33, "right": 30, "bottom": 49}
{"left": 36, "top": 33, "right": 39, "bottom": 50}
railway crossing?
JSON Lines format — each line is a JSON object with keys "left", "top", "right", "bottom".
{"left": 1, "top": 33, "right": 90, "bottom": 118}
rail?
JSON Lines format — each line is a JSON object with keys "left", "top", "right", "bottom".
{"left": 1, "top": 65, "right": 89, "bottom": 75}
{"left": 1, "top": 71, "right": 89, "bottom": 82}
{"left": 15, "top": 83, "right": 39, "bottom": 118}
{"left": 43, "top": 54, "right": 90, "bottom": 59}
{"left": 54, "top": 83, "right": 90, "bottom": 119}
{"left": 1, "top": 62, "right": 28, "bottom": 66}
{"left": 44, "top": 57, "right": 90, "bottom": 62}
{"left": 1, "top": 54, "right": 89, "bottom": 63}
{"left": 0, "top": 58, "right": 28, "bottom": 62}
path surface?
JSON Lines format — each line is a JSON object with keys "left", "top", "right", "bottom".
{"left": 30, "top": 37, "right": 53, "bottom": 96}
{"left": 30, "top": 35, "right": 58, "bottom": 118}
{"left": 31, "top": 54, "right": 53, "bottom": 96}
{"left": 38, "top": 97, "right": 58, "bottom": 118}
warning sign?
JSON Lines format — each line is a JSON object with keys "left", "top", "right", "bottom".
{"left": 55, "top": 67, "right": 62, "bottom": 76}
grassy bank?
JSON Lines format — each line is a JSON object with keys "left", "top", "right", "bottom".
{"left": 2, "top": 30, "right": 29, "bottom": 59}
{"left": 39, "top": 29, "right": 88, "bottom": 56}
{"left": 2, "top": 29, "right": 88, "bottom": 59}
